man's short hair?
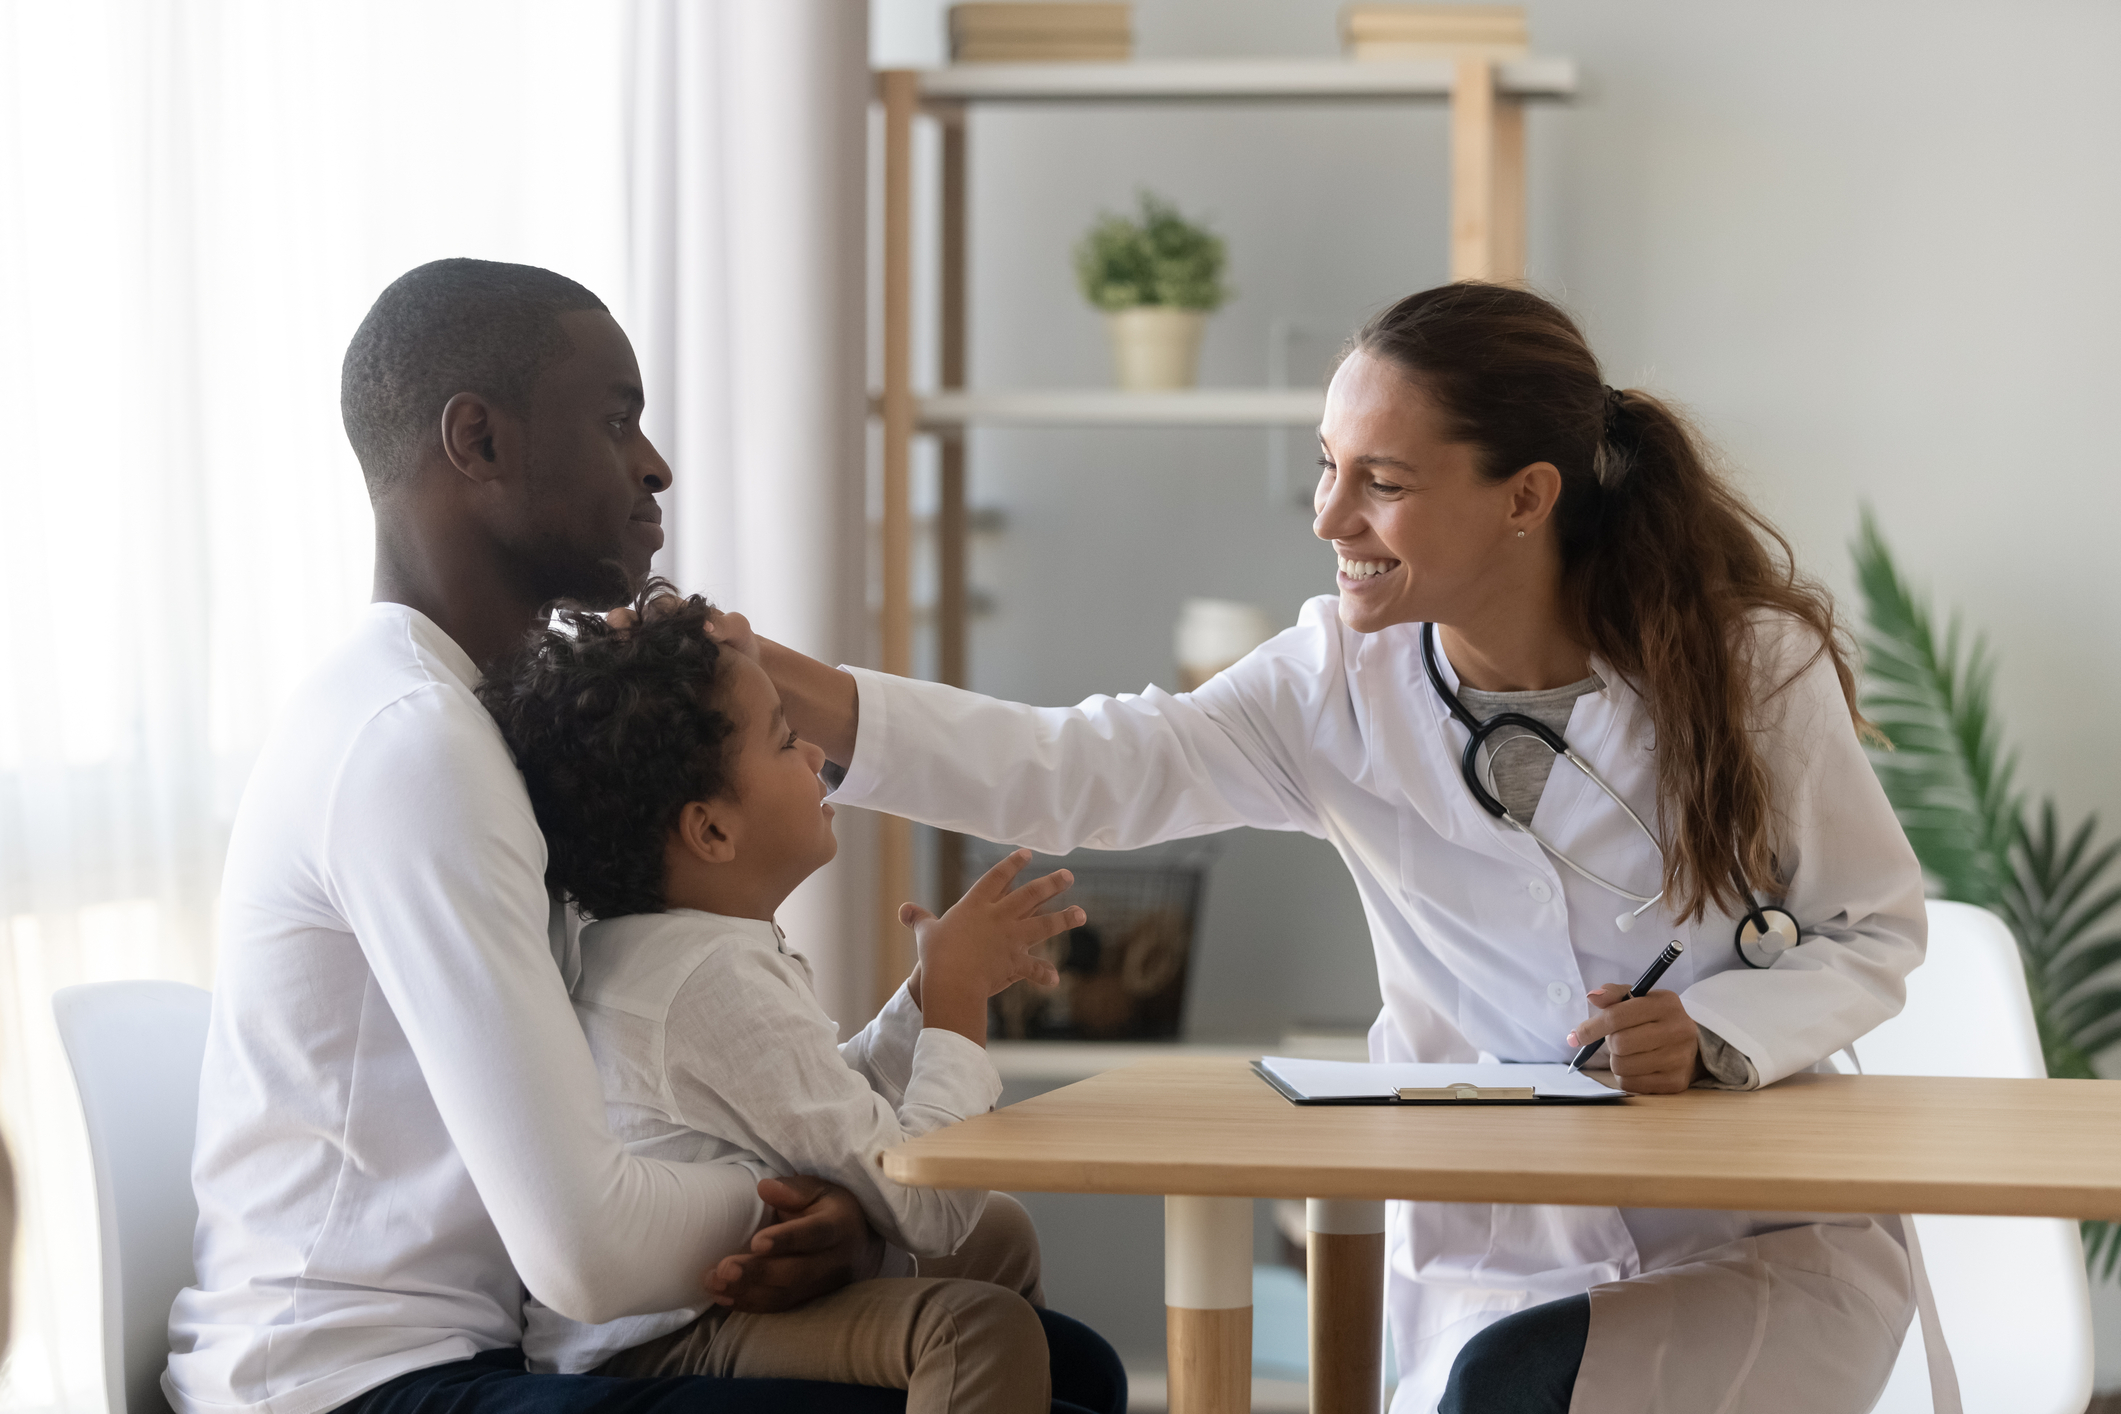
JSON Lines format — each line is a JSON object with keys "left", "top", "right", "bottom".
{"left": 341, "top": 258, "right": 608, "bottom": 494}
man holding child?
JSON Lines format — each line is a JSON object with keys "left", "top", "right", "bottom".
{"left": 165, "top": 260, "right": 1123, "bottom": 1414}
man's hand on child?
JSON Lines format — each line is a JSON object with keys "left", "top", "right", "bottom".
{"left": 704, "top": 1175, "right": 878, "bottom": 1312}
{"left": 900, "top": 848, "right": 1080, "bottom": 1046}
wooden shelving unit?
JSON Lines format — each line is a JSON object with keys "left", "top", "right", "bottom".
{"left": 869, "top": 56, "right": 1578, "bottom": 1007}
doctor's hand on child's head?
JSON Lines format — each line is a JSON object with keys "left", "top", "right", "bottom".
{"left": 601, "top": 590, "right": 757, "bottom": 661}
{"left": 1566, "top": 985, "right": 1704, "bottom": 1095}
{"left": 601, "top": 588, "right": 686, "bottom": 633}
{"left": 703, "top": 608, "right": 758, "bottom": 662}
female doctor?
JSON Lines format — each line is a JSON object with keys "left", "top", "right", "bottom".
{"left": 741, "top": 283, "right": 1928, "bottom": 1413}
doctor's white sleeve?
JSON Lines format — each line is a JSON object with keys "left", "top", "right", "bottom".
{"left": 1675, "top": 625, "right": 1929, "bottom": 1089}
{"left": 830, "top": 612, "right": 1338, "bottom": 852}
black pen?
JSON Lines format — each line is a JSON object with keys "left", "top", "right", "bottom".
{"left": 1567, "top": 939, "right": 1685, "bottom": 1073}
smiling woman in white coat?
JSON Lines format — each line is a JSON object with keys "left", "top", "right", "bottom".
{"left": 740, "top": 282, "right": 1928, "bottom": 1413}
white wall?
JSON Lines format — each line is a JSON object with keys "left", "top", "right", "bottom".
{"left": 877, "top": 0, "right": 2121, "bottom": 1381}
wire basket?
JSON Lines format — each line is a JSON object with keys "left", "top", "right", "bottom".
{"left": 966, "top": 838, "right": 1216, "bottom": 1042}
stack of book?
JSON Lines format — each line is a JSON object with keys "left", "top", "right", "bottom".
{"left": 1341, "top": 4, "right": 1527, "bottom": 60}
{"left": 948, "top": 4, "right": 1132, "bottom": 63}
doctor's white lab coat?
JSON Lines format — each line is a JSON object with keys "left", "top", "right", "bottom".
{"left": 829, "top": 596, "right": 1927, "bottom": 1411}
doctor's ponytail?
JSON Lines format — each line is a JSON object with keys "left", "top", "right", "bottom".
{"left": 1352, "top": 283, "right": 1865, "bottom": 923}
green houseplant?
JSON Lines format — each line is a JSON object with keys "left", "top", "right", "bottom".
{"left": 1073, "top": 191, "right": 1230, "bottom": 390}
{"left": 1854, "top": 509, "right": 2121, "bottom": 1274}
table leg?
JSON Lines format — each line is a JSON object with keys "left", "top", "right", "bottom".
{"left": 1165, "top": 1195, "right": 1252, "bottom": 1414}
{"left": 1308, "top": 1199, "right": 1387, "bottom": 1414}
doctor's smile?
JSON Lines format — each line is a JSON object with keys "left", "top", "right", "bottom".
{"left": 1334, "top": 555, "right": 1399, "bottom": 584}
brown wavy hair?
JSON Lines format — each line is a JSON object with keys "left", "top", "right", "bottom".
{"left": 1352, "top": 283, "right": 1865, "bottom": 922}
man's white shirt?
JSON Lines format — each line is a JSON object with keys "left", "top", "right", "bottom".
{"left": 167, "top": 605, "right": 768, "bottom": 1414}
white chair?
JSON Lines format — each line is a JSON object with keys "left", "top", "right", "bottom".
{"left": 53, "top": 981, "right": 213, "bottom": 1414}
{"left": 1860, "top": 900, "right": 2093, "bottom": 1414}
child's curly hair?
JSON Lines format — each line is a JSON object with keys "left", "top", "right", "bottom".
{"left": 477, "top": 579, "right": 737, "bottom": 921}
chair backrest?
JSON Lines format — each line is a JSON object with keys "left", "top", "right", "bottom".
{"left": 1859, "top": 901, "right": 2094, "bottom": 1414}
{"left": 1857, "top": 899, "right": 2045, "bottom": 1079}
{"left": 53, "top": 981, "right": 213, "bottom": 1414}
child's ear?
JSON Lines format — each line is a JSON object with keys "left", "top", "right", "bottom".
{"left": 675, "top": 799, "right": 739, "bottom": 866}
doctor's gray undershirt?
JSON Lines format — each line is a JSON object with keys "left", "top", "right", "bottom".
{"left": 1455, "top": 674, "right": 1605, "bottom": 823}
{"left": 1454, "top": 674, "right": 1758, "bottom": 1089}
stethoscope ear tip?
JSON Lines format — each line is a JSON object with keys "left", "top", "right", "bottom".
{"left": 1613, "top": 912, "right": 1635, "bottom": 933}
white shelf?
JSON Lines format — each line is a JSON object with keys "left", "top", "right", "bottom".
{"left": 913, "top": 57, "right": 1578, "bottom": 103}
{"left": 911, "top": 387, "right": 1326, "bottom": 428}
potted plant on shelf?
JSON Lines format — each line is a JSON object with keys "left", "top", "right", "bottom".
{"left": 1074, "top": 191, "right": 1230, "bottom": 391}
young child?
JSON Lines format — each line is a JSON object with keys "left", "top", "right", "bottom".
{"left": 476, "top": 585, "right": 1086, "bottom": 1413}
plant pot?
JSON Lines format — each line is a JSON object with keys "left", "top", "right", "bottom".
{"left": 1104, "top": 306, "right": 1207, "bottom": 390}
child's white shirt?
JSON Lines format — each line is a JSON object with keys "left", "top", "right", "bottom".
{"left": 521, "top": 908, "right": 1003, "bottom": 1374}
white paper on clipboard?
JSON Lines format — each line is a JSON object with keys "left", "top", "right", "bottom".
{"left": 1258, "top": 1056, "right": 1624, "bottom": 1103}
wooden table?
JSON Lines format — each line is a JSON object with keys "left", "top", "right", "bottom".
{"left": 882, "top": 1057, "right": 2121, "bottom": 1414}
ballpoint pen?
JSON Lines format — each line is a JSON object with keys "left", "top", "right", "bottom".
{"left": 1567, "top": 939, "right": 1685, "bottom": 1073}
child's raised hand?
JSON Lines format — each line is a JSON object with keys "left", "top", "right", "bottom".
{"left": 899, "top": 848, "right": 1081, "bottom": 1045}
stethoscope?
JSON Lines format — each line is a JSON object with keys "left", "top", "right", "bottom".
{"left": 1420, "top": 623, "right": 1803, "bottom": 969}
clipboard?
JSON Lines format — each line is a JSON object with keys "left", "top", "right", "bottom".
{"left": 1253, "top": 1056, "right": 1624, "bottom": 1106}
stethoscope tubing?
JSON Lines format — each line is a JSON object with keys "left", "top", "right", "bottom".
{"left": 1419, "top": 622, "right": 1800, "bottom": 966}
{"left": 1420, "top": 622, "right": 1666, "bottom": 905}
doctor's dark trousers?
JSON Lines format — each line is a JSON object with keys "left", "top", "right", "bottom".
{"left": 1437, "top": 1294, "right": 1591, "bottom": 1414}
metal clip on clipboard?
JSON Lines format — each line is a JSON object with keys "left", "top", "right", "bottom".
{"left": 1397, "top": 1083, "right": 1538, "bottom": 1102}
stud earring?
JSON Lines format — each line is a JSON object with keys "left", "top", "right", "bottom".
{"left": 1516, "top": 530, "right": 1526, "bottom": 539}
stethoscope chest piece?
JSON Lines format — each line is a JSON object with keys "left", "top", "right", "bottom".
{"left": 1736, "top": 907, "right": 1801, "bottom": 969}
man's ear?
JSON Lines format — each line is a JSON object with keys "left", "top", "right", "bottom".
{"left": 439, "top": 391, "right": 514, "bottom": 485}
{"left": 674, "top": 798, "right": 740, "bottom": 866}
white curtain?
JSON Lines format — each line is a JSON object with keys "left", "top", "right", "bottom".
{"left": 624, "top": 0, "right": 875, "bottom": 1029}
{"left": 1, "top": 5, "right": 879, "bottom": 1406}
{"left": 0, "top": 5, "right": 632, "bottom": 1410}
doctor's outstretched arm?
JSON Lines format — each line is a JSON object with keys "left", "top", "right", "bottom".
{"left": 731, "top": 607, "right": 1335, "bottom": 854}
{"left": 748, "top": 628, "right": 862, "bottom": 765}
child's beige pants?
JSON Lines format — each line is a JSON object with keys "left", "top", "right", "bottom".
{"left": 595, "top": 1194, "right": 1049, "bottom": 1414}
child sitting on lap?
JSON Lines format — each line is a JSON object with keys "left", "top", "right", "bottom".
{"left": 477, "top": 584, "right": 1084, "bottom": 1414}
